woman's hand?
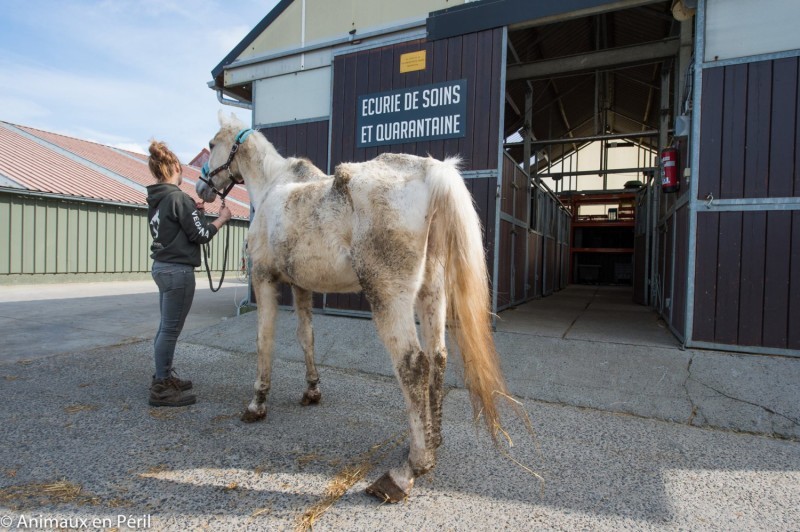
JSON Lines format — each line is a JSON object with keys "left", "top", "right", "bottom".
{"left": 211, "top": 203, "right": 232, "bottom": 231}
{"left": 218, "top": 204, "right": 232, "bottom": 223}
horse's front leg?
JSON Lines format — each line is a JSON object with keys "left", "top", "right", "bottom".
{"left": 241, "top": 279, "right": 277, "bottom": 423}
{"left": 292, "top": 286, "right": 321, "bottom": 405}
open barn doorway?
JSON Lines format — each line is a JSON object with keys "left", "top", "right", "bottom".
{"left": 497, "top": 0, "right": 691, "bottom": 338}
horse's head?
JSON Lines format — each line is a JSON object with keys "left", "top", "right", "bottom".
{"left": 196, "top": 111, "right": 252, "bottom": 202}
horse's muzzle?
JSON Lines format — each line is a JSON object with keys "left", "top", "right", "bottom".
{"left": 196, "top": 179, "right": 217, "bottom": 203}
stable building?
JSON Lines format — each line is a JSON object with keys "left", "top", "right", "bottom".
{"left": 0, "top": 122, "right": 250, "bottom": 283}
{"left": 210, "top": 0, "right": 800, "bottom": 357}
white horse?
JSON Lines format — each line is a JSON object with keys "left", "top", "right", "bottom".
{"left": 197, "top": 112, "right": 512, "bottom": 502}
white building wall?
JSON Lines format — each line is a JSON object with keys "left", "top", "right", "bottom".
{"left": 254, "top": 68, "right": 331, "bottom": 125}
{"left": 705, "top": 0, "right": 800, "bottom": 62}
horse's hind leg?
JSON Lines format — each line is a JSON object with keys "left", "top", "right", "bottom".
{"left": 241, "top": 279, "right": 277, "bottom": 423}
{"left": 292, "top": 286, "right": 321, "bottom": 405}
{"left": 365, "top": 292, "right": 435, "bottom": 503}
{"left": 416, "top": 260, "right": 448, "bottom": 449}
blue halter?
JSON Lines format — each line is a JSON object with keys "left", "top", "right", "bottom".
{"left": 199, "top": 128, "right": 254, "bottom": 199}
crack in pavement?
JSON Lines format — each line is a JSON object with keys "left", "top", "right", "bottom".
{"left": 561, "top": 287, "right": 599, "bottom": 339}
{"left": 684, "top": 354, "right": 800, "bottom": 428}
{"left": 682, "top": 355, "right": 699, "bottom": 425}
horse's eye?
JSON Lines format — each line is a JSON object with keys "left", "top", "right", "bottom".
{"left": 209, "top": 142, "right": 215, "bottom": 150}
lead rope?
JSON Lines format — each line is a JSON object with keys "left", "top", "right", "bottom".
{"left": 203, "top": 199, "right": 230, "bottom": 293}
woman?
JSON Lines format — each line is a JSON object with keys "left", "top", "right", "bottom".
{"left": 146, "top": 140, "right": 232, "bottom": 407}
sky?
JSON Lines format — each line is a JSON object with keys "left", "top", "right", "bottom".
{"left": 0, "top": 0, "right": 280, "bottom": 163}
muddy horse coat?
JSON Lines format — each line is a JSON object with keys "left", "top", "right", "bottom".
{"left": 197, "top": 112, "right": 512, "bottom": 502}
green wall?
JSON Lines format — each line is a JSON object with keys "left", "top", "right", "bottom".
{"left": 0, "top": 190, "right": 249, "bottom": 283}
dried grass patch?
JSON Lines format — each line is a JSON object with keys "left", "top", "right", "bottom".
{"left": 148, "top": 408, "right": 179, "bottom": 420}
{"left": 139, "top": 465, "right": 169, "bottom": 478}
{"left": 0, "top": 480, "right": 100, "bottom": 509}
{"left": 63, "top": 404, "right": 98, "bottom": 414}
{"left": 295, "top": 431, "right": 407, "bottom": 531}
{"left": 295, "top": 453, "right": 321, "bottom": 469}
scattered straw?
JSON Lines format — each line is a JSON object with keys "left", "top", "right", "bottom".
{"left": 294, "top": 431, "right": 407, "bottom": 531}
{"left": 139, "top": 465, "right": 169, "bottom": 478}
{"left": 296, "top": 453, "right": 321, "bottom": 469}
{"left": 0, "top": 480, "right": 100, "bottom": 509}
{"left": 148, "top": 408, "right": 179, "bottom": 420}
{"left": 63, "top": 404, "right": 98, "bottom": 414}
{"left": 3, "top": 375, "right": 20, "bottom": 381}
{"left": 251, "top": 504, "right": 272, "bottom": 518}
{"left": 224, "top": 482, "right": 239, "bottom": 491}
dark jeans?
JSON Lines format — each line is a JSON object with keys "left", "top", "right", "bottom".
{"left": 152, "top": 261, "right": 196, "bottom": 380}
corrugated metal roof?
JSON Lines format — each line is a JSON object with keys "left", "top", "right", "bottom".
{"left": 7, "top": 123, "right": 251, "bottom": 219}
{"left": 0, "top": 125, "right": 145, "bottom": 205}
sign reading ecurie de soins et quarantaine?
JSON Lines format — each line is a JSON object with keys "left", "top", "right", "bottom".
{"left": 356, "top": 79, "right": 467, "bottom": 148}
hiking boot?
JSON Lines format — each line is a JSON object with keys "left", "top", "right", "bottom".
{"left": 151, "top": 369, "right": 193, "bottom": 391}
{"left": 149, "top": 379, "right": 196, "bottom": 407}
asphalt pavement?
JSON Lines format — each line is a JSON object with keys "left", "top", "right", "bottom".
{"left": 0, "top": 280, "right": 798, "bottom": 530}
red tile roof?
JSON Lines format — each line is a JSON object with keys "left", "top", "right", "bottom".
{"left": 189, "top": 148, "right": 210, "bottom": 168}
{"left": 0, "top": 122, "right": 251, "bottom": 219}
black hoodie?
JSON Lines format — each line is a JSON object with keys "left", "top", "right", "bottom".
{"left": 146, "top": 183, "right": 218, "bottom": 266}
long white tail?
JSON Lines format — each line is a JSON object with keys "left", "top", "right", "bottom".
{"left": 426, "top": 157, "right": 510, "bottom": 441}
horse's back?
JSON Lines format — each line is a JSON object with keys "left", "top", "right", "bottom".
{"left": 337, "top": 153, "right": 434, "bottom": 233}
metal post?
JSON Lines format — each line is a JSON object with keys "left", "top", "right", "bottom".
{"left": 492, "top": 27, "right": 509, "bottom": 321}
{"left": 523, "top": 88, "right": 533, "bottom": 176}
{"left": 685, "top": 0, "right": 705, "bottom": 346}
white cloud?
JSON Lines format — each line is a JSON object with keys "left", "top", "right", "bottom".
{"left": 0, "top": 0, "right": 276, "bottom": 163}
{"left": 112, "top": 142, "right": 148, "bottom": 155}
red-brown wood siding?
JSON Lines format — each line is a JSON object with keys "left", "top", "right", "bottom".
{"left": 693, "top": 58, "right": 800, "bottom": 350}
{"left": 699, "top": 58, "right": 800, "bottom": 200}
{"left": 528, "top": 231, "right": 542, "bottom": 298}
{"left": 329, "top": 28, "right": 503, "bottom": 170}
{"left": 693, "top": 211, "right": 799, "bottom": 350}
{"left": 260, "top": 120, "right": 329, "bottom": 172}
{"left": 498, "top": 219, "right": 512, "bottom": 309}
{"left": 544, "top": 236, "right": 556, "bottom": 296}
{"left": 671, "top": 205, "right": 689, "bottom": 339}
{"left": 465, "top": 176, "right": 498, "bottom": 283}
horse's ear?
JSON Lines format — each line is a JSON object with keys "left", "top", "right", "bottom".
{"left": 217, "top": 109, "right": 228, "bottom": 127}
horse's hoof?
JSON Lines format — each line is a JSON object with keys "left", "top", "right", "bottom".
{"left": 300, "top": 388, "right": 322, "bottom": 406}
{"left": 240, "top": 409, "right": 266, "bottom": 423}
{"left": 365, "top": 472, "right": 410, "bottom": 503}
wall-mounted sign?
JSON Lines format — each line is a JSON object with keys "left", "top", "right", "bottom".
{"left": 400, "top": 50, "right": 426, "bottom": 73}
{"left": 356, "top": 79, "right": 468, "bottom": 148}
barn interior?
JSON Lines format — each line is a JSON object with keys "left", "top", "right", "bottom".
{"left": 456, "top": 0, "right": 693, "bottom": 340}
{"left": 498, "top": 0, "right": 690, "bottom": 302}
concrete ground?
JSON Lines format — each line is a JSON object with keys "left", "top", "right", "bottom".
{"left": 0, "top": 281, "right": 798, "bottom": 530}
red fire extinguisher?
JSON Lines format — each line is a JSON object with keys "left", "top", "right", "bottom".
{"left": 661, "top": 147, "right": 680, "bottom": 193}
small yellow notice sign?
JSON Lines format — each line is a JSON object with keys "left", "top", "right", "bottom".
{"left": 400, "top": 50, "right": 426, "bottom": 73}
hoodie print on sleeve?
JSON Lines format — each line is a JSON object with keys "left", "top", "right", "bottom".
{"left": 191, "top": 209, "right": 210, "bottom": 240}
